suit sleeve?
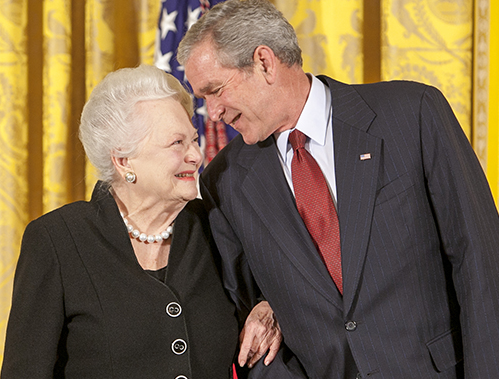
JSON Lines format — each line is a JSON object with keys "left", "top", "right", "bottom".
{"left": 200, "top": 174, "right": 309, "bottom": 379}
{"left": 420, "top": 85, "right": 499, "bottom": 376}
{"left": 1, "top": 220, "right": 65, "bottom": 378}
{"left": 199, "top": 174, "right": 263, "bottom": 322}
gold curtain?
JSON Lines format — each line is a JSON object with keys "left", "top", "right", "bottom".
{"left": 272, "top": 0, "right": 363, "bottom": 84}
{"left": 0, "top": 1, "right": 29, "bottom": 363}
{"left": 383, "top": 0, "right": 472, "bottom": 136}
{"left": 0, "top": 0, "right": 498, "bottom": 367}
{"left": 475, "top": 0, "right": 499, "bottom": 203}
{"left": 0, "top": 0, "right": 158, "bottom": 363}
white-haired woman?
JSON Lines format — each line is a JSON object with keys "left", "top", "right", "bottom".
{"left": 1, "top": 65, "right": 280, "bottom": 379}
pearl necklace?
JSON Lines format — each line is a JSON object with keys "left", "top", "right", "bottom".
{"left": 121, "top": 212, "right": 173, "bottom": 244}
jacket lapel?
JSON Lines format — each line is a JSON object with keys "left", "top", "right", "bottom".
{"left": 88, "top": 183, "right": 143, "bottom": 271}
{"left": 322, "top": 76, "right": 382, "bottom": 314}
{"left": 239, "top": 138, "right": 343, "bottom": 309}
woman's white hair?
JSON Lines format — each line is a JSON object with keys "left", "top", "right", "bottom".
{"left": 79, "top": 64, "right": 193, "bottom": 185}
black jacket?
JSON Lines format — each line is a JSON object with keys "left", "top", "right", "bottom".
{"left": 2, "top": 182, "right": 239, "bottom": 379}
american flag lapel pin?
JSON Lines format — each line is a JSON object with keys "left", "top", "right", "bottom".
{"left": 360, "top": 153, "right": 371, "bottom": 161}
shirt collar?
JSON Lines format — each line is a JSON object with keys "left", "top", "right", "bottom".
{"left": 275, "top": 74, "right": 331, "bottom": 163}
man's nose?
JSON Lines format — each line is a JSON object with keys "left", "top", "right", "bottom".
{"left": 206, "top": 96, "right": 223, "bottom": 122}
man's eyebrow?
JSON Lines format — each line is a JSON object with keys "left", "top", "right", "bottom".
{"left": 199, "top": 83, "right": 217, "bottom": 95}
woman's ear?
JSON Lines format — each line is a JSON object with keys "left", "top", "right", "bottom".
{"left": 253, "top": 45, "right": 277, "bottom": 84}
{"left": 112, "top": 155, "right": 133, "bottom": 177}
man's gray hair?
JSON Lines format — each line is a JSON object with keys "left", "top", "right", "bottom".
{"left": 177, "top": 0, "right": 302, "bottom": 70}
{"left": 79, "top": 64, "right": 193, "bottom": 185}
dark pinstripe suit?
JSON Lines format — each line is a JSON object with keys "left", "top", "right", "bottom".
{"left": 200, "top": 76, "right": 499, "bottom": 378}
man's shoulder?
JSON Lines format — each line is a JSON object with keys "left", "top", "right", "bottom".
{"left": 355, "top": 79, "right": 432, "bottom": 99}
{"left": 201, "top": 133, "right": 276, "bottom": 189}
{"left": 200, "top": 134, "right": 243, "bottom": 188}
{"left": 318, "top": 74, "right": 429, "bottom": 90}
{"left": 202, "top": 133, "right": 257, "bottom": 174}
{"left": 318, "top": 74, "right": 433, "bottom": 103}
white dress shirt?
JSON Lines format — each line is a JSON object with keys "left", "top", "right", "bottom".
{"left": 274, "top": 74, "right": 337, "bottom": 203}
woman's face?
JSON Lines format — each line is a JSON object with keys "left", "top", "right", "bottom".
{"left": 128, "top": 98, "right": 202, "bottom": 206}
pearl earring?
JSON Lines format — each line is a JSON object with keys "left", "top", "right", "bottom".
{"left": 125, "top": 172, "right": 136, "bottom": 183}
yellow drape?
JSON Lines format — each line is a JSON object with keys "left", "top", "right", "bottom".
{"left": 489, "top": 0, "right": 499, "bottom": 204}
{"left": 272, "top": 0, "right": 363, "bottom": 84}
{"left": 382, "top": 0, "right": 472, "bottom": 137}
{"left": 43, "top": 0, "right": 73, "bottom": 211}
{"left": 0, "top": 0, "right": 29, "bottom": 361}
{"left": 475, "top": 0, "right": 499, "bottom": 205}
{"left": 0, "top": 0, "right": 158, "bottom": 363}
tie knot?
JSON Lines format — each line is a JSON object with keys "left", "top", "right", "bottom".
{"left": 289, "top": 129, "right": 307, "bottom": 151}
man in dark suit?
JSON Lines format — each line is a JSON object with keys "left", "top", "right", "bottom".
{"left": 178, "top": 0, "right": 499, "bottom": 377}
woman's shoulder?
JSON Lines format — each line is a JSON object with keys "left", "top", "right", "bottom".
{"left": 28, "top": 200, "right": 91, "bottom": 228}
{"left": 29, "top": 181, "right": 114, "bottom": 228}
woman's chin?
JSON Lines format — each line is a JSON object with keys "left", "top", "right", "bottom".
{"left": 180, "top": 189, "right": 200, "bottom": 202}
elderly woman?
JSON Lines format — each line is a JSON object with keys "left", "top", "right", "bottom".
{"left": 1, "top": 65, "right": 280, "bottom": 379}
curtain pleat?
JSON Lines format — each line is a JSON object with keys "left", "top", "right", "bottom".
{"left": 43, "top": 0, "right": 72, "bottom": 211}
{"left": 0, "top": 0, "right": 29, "bottom": 364}
{"left": 475, "top": 0, "right": 499, "bottom": 205}
{"left": 272, "top": 0, "right": 363, "bottom": 84}
{"left": 382, "top": 0, "right": 473, "bottom": 138}
{"left": 489, "top": 0, "right": 498, "bottom": 204}
{"left": 138, "top": 0, "right": 159, "bottom": 65}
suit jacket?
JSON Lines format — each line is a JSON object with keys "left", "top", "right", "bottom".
{"left": 2, "top": 183, "right": 239, "bottom": 379}
{"left": 199, "top": 76, "right": 499, "bottom": 379}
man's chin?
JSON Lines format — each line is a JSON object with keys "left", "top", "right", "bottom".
{"left": 241, "top": 134, "right": 259, "bottom": 145}
{"left": 241, "top": 131, "right": 274, "bottom": 145}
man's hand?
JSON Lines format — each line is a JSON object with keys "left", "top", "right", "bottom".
{"left": 238, "top": 300, "right": 282, "bottom": 368}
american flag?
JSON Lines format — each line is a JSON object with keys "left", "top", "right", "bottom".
{"left": 154, "top": 0, "right": 238, "bottom": 170}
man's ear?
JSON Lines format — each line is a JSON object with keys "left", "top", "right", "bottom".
{"left": 253, "top": 45, "right": 277, "bottom": 84}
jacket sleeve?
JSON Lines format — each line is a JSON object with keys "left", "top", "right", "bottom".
{"left": 200, "top": 171, "right": 309, "bottom": 379}
{"left": 199, "top": 174, "right": 262, "bottom": 323}
{"left": 420, "top": 85, "right": 499, "bottom": 376}
{"left": 1, "top": 220, "right": 65, "bottom": 378}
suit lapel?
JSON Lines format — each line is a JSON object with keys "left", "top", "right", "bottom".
{"left": 239, "top": 138, "right": 342, "bottom": 309}
{"left": 322, "top": 77, "right": 382, "bottom": 314}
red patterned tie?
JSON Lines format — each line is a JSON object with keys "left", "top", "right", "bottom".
{"left": 289, "top": 129, "right": 343, "bottom": 294}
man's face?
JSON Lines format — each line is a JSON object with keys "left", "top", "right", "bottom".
{"left": 184, "top": 41, "right": 278, "bottom": 145}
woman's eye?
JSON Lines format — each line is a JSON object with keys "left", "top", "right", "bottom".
{"left": 193, "top": 136, "right": 199, "bottom": 143}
